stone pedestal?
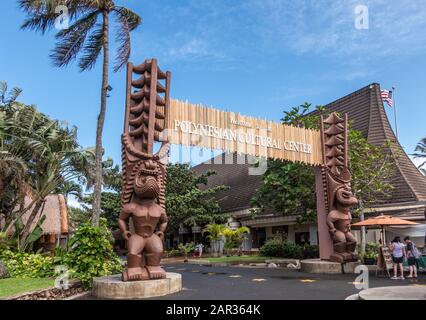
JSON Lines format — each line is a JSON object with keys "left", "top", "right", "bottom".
{"left": 342, "top": 261, "right": 361, "bottom": 273}
{"left": 92, "top": 272, "right": 182, "bottom": 299}
{"left": 300, "top": 259, "right": 361, "bottom": 274}
{"left": 301, "top": 259, "right": 342, "bottom": 274}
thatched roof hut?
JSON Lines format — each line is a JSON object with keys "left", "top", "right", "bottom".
{"left": 20, "top": 194, "right": 69, "bottom": 236}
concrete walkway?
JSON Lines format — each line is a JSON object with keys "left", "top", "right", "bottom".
{"left": 358, "top": 286, "right": 426, "bottom": 300}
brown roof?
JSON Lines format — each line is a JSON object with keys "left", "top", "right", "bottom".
{"left": 21, "top": 194, "right": 69, "bottom": 235}
{"left": 316, "top": 83, "right": 426, "bottom": 203}
{"left": 192, "top": 83, "right": 426, "bottom": 215}
{"left": 192, "top": 153, "right": 261, "bottom": 213}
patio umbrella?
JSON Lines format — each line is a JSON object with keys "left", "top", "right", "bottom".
{"left": 352, "top": 215, "right": 419, "bottom": 244}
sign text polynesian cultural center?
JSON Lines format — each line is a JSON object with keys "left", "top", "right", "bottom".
{"left": 164, "top": 99, "right": 323, "bottom": 166}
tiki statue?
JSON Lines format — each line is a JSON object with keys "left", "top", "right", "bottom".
{"left": 119, "top": 59, "right": 171, "bottom": 281}
{"left": 321, "top": 113, "right": 359, "bottom": 263}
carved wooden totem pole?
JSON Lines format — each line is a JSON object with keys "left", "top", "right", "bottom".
{"left": 319, "top": 113, "right": 359, "bottom": 263}
{"left": 119, "top": 59, "right": 171, "bottom": 281}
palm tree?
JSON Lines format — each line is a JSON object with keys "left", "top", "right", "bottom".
{"left": 413, "top": 137, "right": 426, "bottom": 175}
{"left": 1, "top": 101, "right": 93, "bottom": 249}
{"left": 56, "top": 180, "right": 83, "bottom": 204}
{"left": 19, "top": 1, "right": 141, "bottom": 226}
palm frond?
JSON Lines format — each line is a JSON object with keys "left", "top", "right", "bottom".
{"left": 19, "top": 0, "right": 64, "bottom": 34}
{"left": 78, "top": 23, "right": 104, "bottom": 71}
{"left": 50, "top": 10, "right": 99, "bottom": 68}
{"left": 113, "top": 6, "right": 142, "bottom": 72}
{"left": 0, "top": 81, "right": 7, "bottom": 103}
{"left": 8, "top": 88, "right": 23, "bottom": 104}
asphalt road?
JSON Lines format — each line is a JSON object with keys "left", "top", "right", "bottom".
{"left": 150, "top": 263, "right": 426, "bottom": 300}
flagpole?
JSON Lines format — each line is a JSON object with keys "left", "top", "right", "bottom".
{"left": 392, "top": 85, "right": 399, "bottom": 139}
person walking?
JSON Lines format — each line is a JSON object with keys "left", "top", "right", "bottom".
{"left": 195, "top": 243, "right": 204, "bottom": 258}
{"left": 404, "top": 236, "right": 420, "bottom": 278}
{"left": 389, "top": 236, "right": 406, "bottom": 280}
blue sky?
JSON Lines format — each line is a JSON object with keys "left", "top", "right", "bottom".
{"left": 1, "top": 0, "right": 426, "bottom": 168}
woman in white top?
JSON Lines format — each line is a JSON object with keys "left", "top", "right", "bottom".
{"left": 389, "top": 236, "right": 406, "bottom": 280}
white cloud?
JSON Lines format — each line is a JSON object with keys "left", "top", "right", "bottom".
{"left": 245, "top": 0, "right": 426, "bottom": 58}
{"left": 131, "top": 1, "right": 426, "bottom": 76}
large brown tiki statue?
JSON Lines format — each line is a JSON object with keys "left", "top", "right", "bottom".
{"left": 320, "top": 113, "right": 359, "bottom": 263}
{"left": 119, "top": 59, "right": 171, "bottom": 281}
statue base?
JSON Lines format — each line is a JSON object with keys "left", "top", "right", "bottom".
{"left": 92, "top": 272, "right": 182, "bottom": 299}
{"left": 300, "top": 259, "right": 361, "bottom": 274}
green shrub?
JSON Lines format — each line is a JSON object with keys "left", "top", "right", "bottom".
{"left": 364, "top": 242, "right": 379, "bottom": 260}
{"left": 282, "top": 242, "right": 303, "bottom": 259}
{"left": 302, "top": 244, "right": 319, "bottom": 259}
{"left": 164, "top": 248, "right": 182, "bottom": 258}
{"left": 0, "top": 250, "right": 54, "bottom": 278}
{"left": 58, "top": 218, "right": 122, "bottom": 289}
{"left": 260, "top": 238, "right": 285, "bottom": 257}
{"left": 0, "top": 219, "right": 122, "bottom": 288}
{"left": 260, "top": 238, "right": 319, "bottom": 259}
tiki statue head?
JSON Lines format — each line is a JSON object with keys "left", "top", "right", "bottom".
{"left": 134, "top": 160, "right": 161, "bottom": 199}
{"left": 327, "top": 166, "right": 358, "bottom": 210}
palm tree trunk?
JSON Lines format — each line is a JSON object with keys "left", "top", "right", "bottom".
{"left": 19, "top": 198, "right": 44, "bottom": 249}
{"left": 92, "top": 11, "right": 110, "bottom": 227}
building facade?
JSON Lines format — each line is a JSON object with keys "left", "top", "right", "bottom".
{"left": 192, "top": 83, "right": 426, "bottom": 249}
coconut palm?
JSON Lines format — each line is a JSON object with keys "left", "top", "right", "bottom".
{"left": 19, "top": 1, "right": 141, "bottom": 226}
{"left": 413, "top": 137, "right": 426, "bottom": 175}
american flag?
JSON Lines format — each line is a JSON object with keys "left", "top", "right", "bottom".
{"left": 381, "top": 89, "right": 393, "bottom": 107}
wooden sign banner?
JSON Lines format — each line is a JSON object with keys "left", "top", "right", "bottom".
{"left": 164, "top": 99, "right": 323, "bottom": 166}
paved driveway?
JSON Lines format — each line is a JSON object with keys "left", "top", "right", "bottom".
{"left": 151, "top": 263, "right": 426, "bottom": 300}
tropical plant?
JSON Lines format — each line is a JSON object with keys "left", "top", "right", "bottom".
{"left": 0, "top": 83, "right": 28, "bottom": 217}
{"left": 178, "top": 242, "right": 195, "bottom": 262}
{"left": 202, "top": 224, "right": 227, "bottom": 256}
{"left": 0, "top": 250, "right": 55, "bottom": 278}
{"left": 19, "top": 0, "right": 142, "bottom": 226}
{"left": 56, "top": 218, "right": 122, "bottom": 288}
{"left": 413, "top": 137, "right": 426, "bottom": 175}
{"left": 0, "top": 81, "right": 22, "bottom": 106}
{"left": 222, "top": 227, "right": 250, "bottom": 255}
{"left": 202, "top": 224, "right": 226, "bottom": 243}
{"left": 55, "top": 180, "right": 83, "bottom": 204}
{"left": 68, "top": 206, "right": 91, "bottom": 230}
{"left": 166, "top": 164, "right": 229, "bottom": 235}
{"left": 1, "top": 98, "right": 94, "bottom": 250}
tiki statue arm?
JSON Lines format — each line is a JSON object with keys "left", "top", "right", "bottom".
{"left": 155, "top": 210, "right": 168, "bottom": 241}
{"left": 118, "top": 207, "right": 132, "bottom": 241}
{"left": 326, "top": 213, "right": 337, "bottom": 235}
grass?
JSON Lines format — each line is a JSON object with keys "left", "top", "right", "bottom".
{"left": 0, "top": 278, "right": 54, "bottom": 299}
{"left": 203, "top": 255, "right": 268, "bottom": 264}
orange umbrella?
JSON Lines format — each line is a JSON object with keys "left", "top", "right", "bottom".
{"left": 352, "top": 215, "right": 419, "bottom": 227}
{"left": 352, "top": 215, "right": 419, "bottom": 244}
